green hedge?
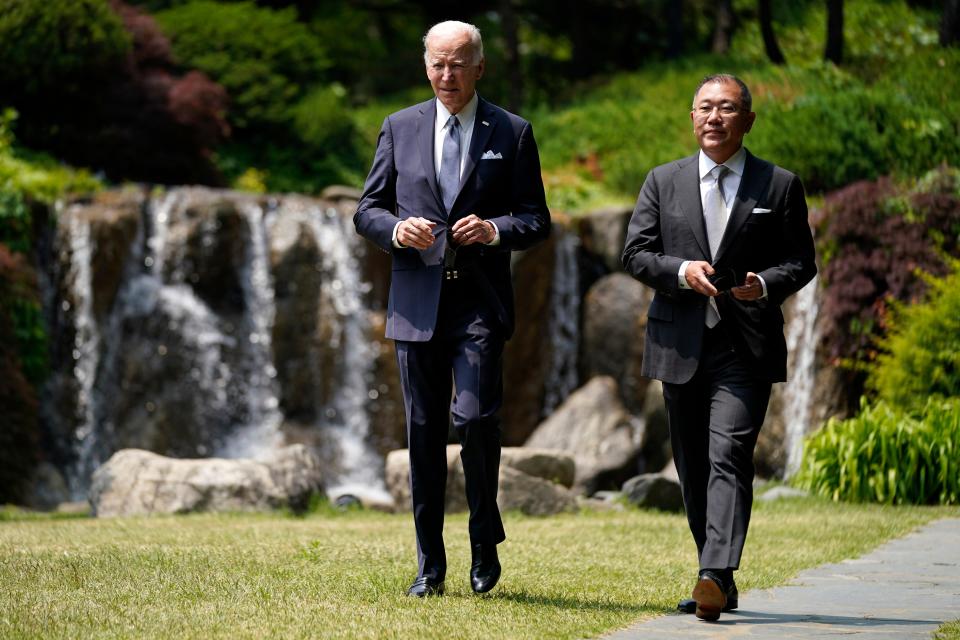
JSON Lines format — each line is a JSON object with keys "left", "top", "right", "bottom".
{"left": 869, "top": 257, "right": 960, "bottom": 414}
{"left": 796, "top": 398, "right": 960, "bottom": 505}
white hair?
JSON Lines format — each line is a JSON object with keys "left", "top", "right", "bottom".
{"left": 423, "top": 20, "right": 484, "bottom": 65}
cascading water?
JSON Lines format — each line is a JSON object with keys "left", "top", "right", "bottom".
{"left": 782, "top": 274, "right": 820, "bottom": 477}
{"left": 63, "top": 209, "right": 101, "bottom": 498}
{"left": 296, "top": 199, "right": 389, "bottom": 504}
{"left": 542, "top": 229, "right": 581, "bottom": 416}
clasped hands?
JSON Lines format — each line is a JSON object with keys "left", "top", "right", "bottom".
{"left": 396, "top": 214, "right": 494, "bottom": 250}
{"left": 684, "top": 261, "right": 763, "bottom": 301}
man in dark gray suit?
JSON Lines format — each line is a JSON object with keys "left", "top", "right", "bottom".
{"left": 354, "top": 20, "right": 550, "bottom": 597}
{"left": 622, "top": 74, "right": 816, "bottom": 621}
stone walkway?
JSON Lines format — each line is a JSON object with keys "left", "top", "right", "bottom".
{"left": 605, "top": 518, "right": 960, "bottom": 639}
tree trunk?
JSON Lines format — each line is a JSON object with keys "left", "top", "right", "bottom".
{"left": 825, "top": 0, "right": 844, "bottom": 63}
{"left": 943, "top": 0, "right": 960, "bottom": 46}
{"left": 499, "top": 0, "right": 523, "bottom": 112}
{"left": 712, "top": 0, "right": 736, "bottom": 55}
{"left": 666, "top": 0, "right": 684, "bottom": 59}
{"left": 758, "top": 0, "right": 786, "bottom": 64}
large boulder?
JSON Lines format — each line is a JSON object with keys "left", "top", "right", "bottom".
{"left": 385, "top": 446, "right": 576, "bottom": 514}
{"left": 580, "top": 273, "right": 652, "bottom": 415}
{"left": 88, "top": 445, "right": 324, "bottom": 516}
{"left": 621, "top": 473, "right": 684, "bottom": 512}
{"left": 496, "top": 466, "right": 578, "bottom": 516}
{"left": 524, "top": 376, "right": 645, "bottom": 494}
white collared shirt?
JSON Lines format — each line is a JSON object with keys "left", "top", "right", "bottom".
{"left": 679, "top": 146, "right": 766, "bottom": 298}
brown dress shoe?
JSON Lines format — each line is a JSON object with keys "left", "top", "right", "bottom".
{"left": 692, "top": 570, "right": 727, "bottom": 621}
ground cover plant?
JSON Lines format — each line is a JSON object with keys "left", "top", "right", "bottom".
{"left": 0, "top": 499, "right": 955, "bottom": 639}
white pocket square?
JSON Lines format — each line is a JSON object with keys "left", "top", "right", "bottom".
{"left": 481, "top": 150, "right": 503, "bottom": 160}
{"left": 751, "top": 207, "right": 773, "bottom": 214}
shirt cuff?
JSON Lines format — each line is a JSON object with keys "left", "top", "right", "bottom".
{"left": 678, "top": 260, "right": 691, "bottom": 289}
{"left": 485, "top": 221, "right": 501, "bottom": 246}
{"left": 392, "top": 221, "right": 403, "bottom": 248}
{"left": 756, "top": 274, "right": 768, "bottom": 299}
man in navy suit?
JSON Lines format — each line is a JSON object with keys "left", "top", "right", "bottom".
{"left": 622, "top": 75, "right": 816, "bottom": 621}
{"left": 354, "top": 20, "right": 550, "bottom": 597}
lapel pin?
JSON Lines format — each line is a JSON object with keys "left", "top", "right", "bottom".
{"left": 482, "top": 120, "right": 489, "bottom": 126}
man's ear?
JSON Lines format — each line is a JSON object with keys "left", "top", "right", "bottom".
{"left": 744, "top": 111, "right": 757, "bottom": 133}
{"left": 476, "top": 58, "right": 485, "bottom": 80}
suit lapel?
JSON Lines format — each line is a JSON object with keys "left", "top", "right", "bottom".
{"left": 416, "top": 99, "right": 444, "bottom": 211}
{"left": 714, "top": 151, "right": 772, "bottom": 263}
{"left": 674, "top": 155, "right": 711, "bottom": 261}
{"left": 458, "top": 98, "right": 497, "bottom": 196}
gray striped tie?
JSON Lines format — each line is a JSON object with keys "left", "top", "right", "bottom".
{"left": 439, "top": 115, "right": 461, "bottom": 213}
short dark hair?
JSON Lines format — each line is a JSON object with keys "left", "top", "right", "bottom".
{"left": 692, "top": 74, "right": 752, "bottom": 112}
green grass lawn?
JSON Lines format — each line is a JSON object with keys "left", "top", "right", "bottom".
{"left": 1, "top": 498, "right": 956, "bottom": 639}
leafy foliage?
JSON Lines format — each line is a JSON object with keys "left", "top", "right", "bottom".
{"left": 795, "top": 398, "right": 960, "bottom": 505}
{"left": 0, "top": 244, "right": 41, "bottom": 504}
{"left": 0, "top": 0, "right": 228, "bottom": 184}
{"left": 868, "top": 258, "right": 960, "bottom": 414}
{"left": 816, "top": 165, "right": 960, "bottom": 375}
{"left": 156, "top": 1, "right": 328, "bottom": 131}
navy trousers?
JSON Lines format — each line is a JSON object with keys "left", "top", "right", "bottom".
{"left": 662, "top": 324, "right": 771, "bottom": 571}
{"left": 395, "top": 279, "right": 506, "bottom": 582}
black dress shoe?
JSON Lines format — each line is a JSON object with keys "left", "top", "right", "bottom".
{"left": 470, "top": 544, "right": 501, "bottom": 594}
{"left": 678, "top": 578, "right": 737, "bottom": 613}
{"left": 407, "top": 575, "right": 445, "bottom": 597}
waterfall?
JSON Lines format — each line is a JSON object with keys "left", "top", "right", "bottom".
{"left": 216, "top": 201, "right": 283, "bottom": 458}
{"left": 63, "top": 209, "right": 101, "bottom": 498}
{"left": 542, "top": 230, "right": 581, "bottom": 416}
{"left": 51, "top": 188, "right": 414, "bottom": 504}
{"left": 782, "top": 274, "right": 820, "bottom": 477}
{"left": 287, "top": 198, "right": 389, "bottom": 503}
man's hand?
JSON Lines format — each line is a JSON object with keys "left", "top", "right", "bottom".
{"left": 451, "top": 214, "right": 495, "bottom": 246}
{"left": 731, "top": 271, "right": 763, "bottom": 301}
{"left": 684, "top": 261, "right": 720, "bottom": 297}
{"left": 396, "top": 217, "right": 437, "bottom": 250}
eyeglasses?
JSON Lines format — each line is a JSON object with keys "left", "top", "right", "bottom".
{"left": 694, "top": 103, "right": 745, "bottom": 118}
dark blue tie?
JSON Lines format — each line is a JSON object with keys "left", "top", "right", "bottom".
{"left": 439, "top": 115, "right": 461, "bottom": 213}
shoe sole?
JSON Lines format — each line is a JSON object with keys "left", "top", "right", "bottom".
{"left": 693, "top": 577, "right": 727, "bottom": 621}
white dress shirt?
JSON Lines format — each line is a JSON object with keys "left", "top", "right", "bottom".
{"left": 679, "top": 146, "right": 767, "bottom": 299}
{"left": 392, "top": 93, "right": 499, "bottom": 247}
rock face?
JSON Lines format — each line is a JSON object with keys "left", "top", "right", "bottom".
{"left": 524, "top": 376, "right": 644, "bottom": 494}
{"left": 580, "top": 273, "right": 652, "bottom": 415}
{"left": 384, "top": 446, "right": 576, "bottom": 515}
{"left": 89, "top": 445, "right": 324, "bottom": 516}
{"left": 621, "top": 473, "right": 684, "bottom": 512}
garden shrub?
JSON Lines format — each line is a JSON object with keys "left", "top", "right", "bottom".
{"left": 868, "top": 258, "right": 960, "bottom": 414}
{"left": 156, "top": 1, "right": 328, "bottom": 132}
{"left": 0, "top": 244, "right": 41, "bottom": 505}
{"left": 817, "top": 166, "right": 960, "bottom": 373}
{"left": 796, "top": 398, "right": 960, "bottom": 505}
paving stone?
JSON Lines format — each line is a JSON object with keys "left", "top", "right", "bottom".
{"left": 604, "top": 518, "right": 960, "bottom": 639}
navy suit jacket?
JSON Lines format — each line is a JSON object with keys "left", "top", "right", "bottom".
{"left": 621, "top": 150, "right": 817, "bottom": 384}
{"left": 354, "top": 96, "right": 550, "bottom": 341}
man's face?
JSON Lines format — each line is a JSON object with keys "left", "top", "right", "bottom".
{"left": 425, "top": 30, "right": 484, "bottom": 114}
{"left": 690, "top": 80, "right": 756, "bottom": 163}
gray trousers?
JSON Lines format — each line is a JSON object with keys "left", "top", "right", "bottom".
{"left": 662, "top": 325, "right": 771, "bottom": 571}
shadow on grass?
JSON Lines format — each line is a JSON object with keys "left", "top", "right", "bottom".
{"left": 488, "top": 588, "right": 659, "bottom": 615}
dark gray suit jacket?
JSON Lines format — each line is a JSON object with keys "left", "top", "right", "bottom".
{"left": 354, "top": 97, "right": 550, "bottom": 342}
{"left": 621, "top": 150, "right": 817, "bottom": 384}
